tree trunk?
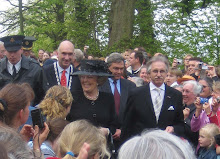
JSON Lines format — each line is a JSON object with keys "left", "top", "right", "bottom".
{"left": 108, "top": 0, "right": 136, "bottom": 47}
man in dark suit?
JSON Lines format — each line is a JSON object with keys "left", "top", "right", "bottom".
{"left": 44, "top": 40, "right": 81, "bottom": 92}
{"left": 121, "top": 56, "right": 184, "bottom": 142}
{"left": 99, "top": 53, "right": 136, "bottom": 147}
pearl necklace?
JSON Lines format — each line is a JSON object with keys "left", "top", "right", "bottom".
{"left": 84, "top": 91, "right": 99, "bottom": 101}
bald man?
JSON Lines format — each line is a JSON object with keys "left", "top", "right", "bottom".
{"left": 43, "top": 40, "right": 81, "bottom": 92}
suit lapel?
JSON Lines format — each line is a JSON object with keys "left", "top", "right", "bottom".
{"left": 119, "top": 79, "right": 127, "bottom": 113}
{"left": 146, "top": 84, "right": 155, "bottom": 114}
{"left": 49, "top": 65, "right": 59, "bottom": 86}
{"left": 160, "top": 85, "right": 171, "bottom": 113}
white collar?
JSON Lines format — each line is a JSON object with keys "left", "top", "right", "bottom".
{"left": 150, "top": 82, "right": 165, "bottom": 91}
{"left": 57, "top": 61, "right": 70, "bottom": 73}
{"left": 7, "top": 59, "right": 21, "bottom": 73}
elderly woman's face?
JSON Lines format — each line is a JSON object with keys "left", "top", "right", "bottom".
{"left": 79, "top": 75, "right": 98, "bottom": 93}
{"left": 199, "top": 80, "right": 212, "bottom": 98}
{"left": 182, "top": 83, "right": 197, "bottom": 106}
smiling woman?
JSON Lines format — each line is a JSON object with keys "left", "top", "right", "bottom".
{"left": 66, "top": 60, "right": 117, "bottom": 137}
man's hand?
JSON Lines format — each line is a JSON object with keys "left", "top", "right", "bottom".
{"left": 112, "top": 129, "right": 121, "bottom": 140}
{"left": 194, "top": 97, "right": 203, "bottom": 117}
{"left": 172, "top": 58, "right": 178, "bottom": 68}
{"left": 183, "top": 108, "right": 190, "bottom": 120}
{"left": 207, "top": 66, "right": 217, "bottom": 78}
{"left": 203, "top": 102, "right": 211, "bottom": 115}
{"left": 165, "top": 126, "right": 174, "bottom": 133}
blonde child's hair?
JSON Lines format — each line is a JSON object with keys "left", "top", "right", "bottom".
{"left": 57, "top": 120, "right": 110, "bottom": 159}
{"left": 200, "top": 123, "right": 220, "bottom": 148}
{"left": 39, "top": 85, "right": 73, "bottom": 120}
{"left": 213, "top": 81, "right": 220, "bottom": 92}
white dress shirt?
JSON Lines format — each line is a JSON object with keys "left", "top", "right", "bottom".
{"left": 57, "top": 62, "right": 70, "bottom": 84}
{"left": 150, "top": 82, "right": 165, "bottom": 109}
{"left": 7, "top": 59, "right": 21, "bottom": 75}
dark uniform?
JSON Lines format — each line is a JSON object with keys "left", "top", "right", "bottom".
{"left": 0, "top": 55, "right": 46, "bottom": 105}
{"left": 0, "top": 35, "right": 46, "bottom": 105}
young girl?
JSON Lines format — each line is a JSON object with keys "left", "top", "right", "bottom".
{"left": 198, "top": 124, "right": 220, "bottom": 159}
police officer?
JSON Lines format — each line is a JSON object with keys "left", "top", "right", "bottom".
{"left": 0, "top": 35, "right": 46, "bottom": 105}
{"left": 22, "top": 36, "right": 36, "bottom": 58}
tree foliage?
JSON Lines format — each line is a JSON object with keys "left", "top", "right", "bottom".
{"left": 153, "top": 0, "right": 220, "bottom": 64}
{"left": 0, "top": 0, "right": 219, "bottom": 64}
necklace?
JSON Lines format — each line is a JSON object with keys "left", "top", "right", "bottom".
{"left": 54, "top": 62, "right": 73, "bottom": 89}
{"left": 84, "top": 91, "right": 99, "bottom": 101}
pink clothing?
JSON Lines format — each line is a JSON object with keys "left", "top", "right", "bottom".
{"left": 191, "top": 110, "right": 210, "bottom": 132}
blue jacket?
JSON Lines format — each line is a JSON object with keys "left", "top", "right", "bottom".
{"left": 198, "top": 146, "right": 217, "bottom": 159}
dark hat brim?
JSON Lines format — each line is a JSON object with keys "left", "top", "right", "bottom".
{"left": 72, "top": 71, "right": 112, "bottom": 77}
{"left": 5, "top": 46, "right": 22, "bottom": 52}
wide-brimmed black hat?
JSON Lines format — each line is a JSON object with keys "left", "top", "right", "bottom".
{"left": 0, "top": 35, "right": 25, "bottom": 52}
{"left": 22, "top": 36, "right": 36, "bottom": 50}
{"left": 72, "top": 60, "right": 112, "bottom": 77}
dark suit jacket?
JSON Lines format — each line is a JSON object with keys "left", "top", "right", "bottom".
{"left": 121, "top": 83, "right": 184, "bottom": 142}
{"left": 43, "top": 63, "right": 82, "bottom": 92}
{"left": 99, "top": 78, "right": 136, "bottom": 127}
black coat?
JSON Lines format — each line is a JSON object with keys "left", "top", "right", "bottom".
{"left": 121, "top": 83, "right": 184, "bottom": 142}
{"left": 66, "top": 91, "right": 117, "bottom": 134}
{"left": 0, "top": 56, "right": 46, "bottom": 105}
{"left": 99, "top": 78, "right": 136, "bottom": 127}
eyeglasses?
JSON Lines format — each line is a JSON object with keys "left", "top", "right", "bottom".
{"left": 152, "top": 70, "right": 166, "bottom": 74}
{"left": 202, "top": 85, "right": 209, "bottom": 88}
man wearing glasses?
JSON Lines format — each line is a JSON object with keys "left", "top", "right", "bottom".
{"left": 122, "top": 56, "right": 184, "bottom": 143}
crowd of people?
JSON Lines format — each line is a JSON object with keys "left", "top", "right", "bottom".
{"left": 0, "top": 35, "right": 220, "bottom": 159}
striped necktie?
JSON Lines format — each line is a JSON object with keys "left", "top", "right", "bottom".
{"left": 154, "top": 87, "right": 162, "bottom": 122}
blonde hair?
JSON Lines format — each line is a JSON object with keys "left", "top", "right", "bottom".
{"left": 213, "top": 81, "right": 220, "bottom": 92}
{"left": 199, "top": 124, "right": 220, "bottom": 148}
{"left": 58, "top": 120, "right": 110, "bottom": 159}
{"left": 39, "top": 85, "right": 73, "bottom": 120}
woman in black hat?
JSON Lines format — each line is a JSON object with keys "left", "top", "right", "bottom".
{"left": 66, "top": 60, "right": 117, "bottom": 136}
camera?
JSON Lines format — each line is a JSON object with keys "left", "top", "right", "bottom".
{"left": 176, "top": 59, "right": 182, "bottom": 65}
{"left": 31, "top": 108, "right": 45, "bottom": 129}
{"left": 216, "top": 97, "right": 220, "bottom": 103}
{"left": 85, "top": 45, "right": 89, "bottom": 49}
{"left": 200, "top": 97, "right": 209, "bottom": 104}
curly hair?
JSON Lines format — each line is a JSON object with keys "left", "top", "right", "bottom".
{"left": 39, "top": 85, "right": 73, "bottom": 120}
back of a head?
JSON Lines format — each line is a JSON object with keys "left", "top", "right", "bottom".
{"left": 118, "top": 129, "right": 196, "bottom": 159}
{"left": 0, "top": 83, "right": 34, "bottom": 126}
{"left": 39, "top": 85, "right": 73, "bottom": 120}
{"left": 0, "top": 125, "right": 32, "bottom": 159}
{"left": 74, "top": 49, "right": 84, "bottom": 62}
{"left": 47, "top": 118, "right": 70, "bottom": 143}
{"left": 57, "top": 120, "right": 110, "bottom": 159}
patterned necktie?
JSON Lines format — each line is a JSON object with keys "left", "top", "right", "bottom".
{"left": 113, "top": 80, "right": 120, "bottom": 115}
{"left": 12, "top": 65, "right": 16, "bottom": 78}
{"left": 154, "top": 87, "right": 162, "bottom": 122}
{"left": 61, "top": 70, "right": 67, "bottom": 87}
